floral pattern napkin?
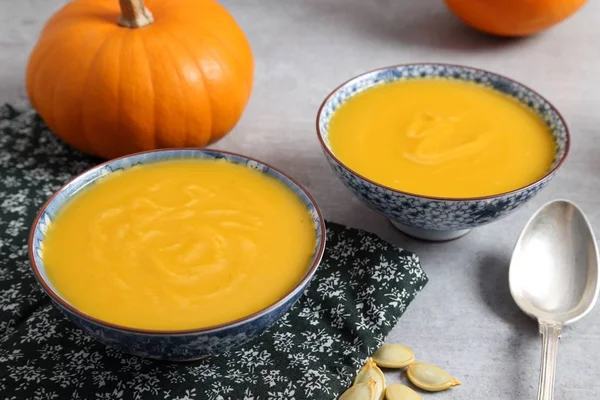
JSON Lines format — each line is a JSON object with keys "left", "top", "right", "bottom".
{"left": 0, "top": 105, "right": 428, "bottom": 399}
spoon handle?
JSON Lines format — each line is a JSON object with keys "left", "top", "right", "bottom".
{"left": 537, "top": 322, "right": 562, "bottom": 400}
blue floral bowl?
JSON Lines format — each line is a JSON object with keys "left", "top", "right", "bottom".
{"left": 28, "top": 149, "right": 326, "bottom": 361}
{"left": 317, "top": 63, "right": 570, "bottom": 241}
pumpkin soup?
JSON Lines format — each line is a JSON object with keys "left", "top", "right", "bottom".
{"left": 42, "top": 160, "right": 316, "bottom": 330}
{"left": 327, "top": 78, "right": 556, "bottom": 198}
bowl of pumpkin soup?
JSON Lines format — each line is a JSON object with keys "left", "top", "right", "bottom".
{"left": 29, "top": 149, "right": 326, "bottom": 360}
{"left": 317, "top": 64, "right": 569, "bottom": 241}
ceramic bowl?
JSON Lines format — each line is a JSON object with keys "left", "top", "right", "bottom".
{"left": 28, "top": 149, "right": 326, "bottom": 361}
{"left": 317, "top": 63, "right": 569, "bottom": 241}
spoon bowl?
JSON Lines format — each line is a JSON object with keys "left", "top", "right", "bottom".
{"left": 509, "top": 199, "right": 599, "bottom": 400}
{"left": 510, "top": 200, "right": 599, "bottom": 324}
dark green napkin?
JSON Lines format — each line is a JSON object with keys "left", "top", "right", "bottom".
{"left": 0, "top": 104, "right": 428, "bottom": 399}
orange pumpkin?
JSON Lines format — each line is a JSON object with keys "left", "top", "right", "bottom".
{"left": 444, "top": 0, "right": 587, "bottom": 37}
{"left": 26, "top": 0, "right": 254, "bottom": 159}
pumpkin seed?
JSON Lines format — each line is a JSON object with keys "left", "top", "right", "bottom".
{"left": 406, "top": 362, "right": 461, "bottom": 392}
{"left": 385, "top": 384, "right": 423, "bottom": 400}
{"left": 372, "top": 344, "right": 415, "bottom": 369}
{"left": 354, "top": 358, "right": 386, "bottom": 400}
{"left": 339, "top": 378, "right": 377, "bottom": 400}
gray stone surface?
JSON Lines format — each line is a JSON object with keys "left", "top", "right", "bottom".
{"left": 2, "top": 0, "right": 600, "bottom": 398}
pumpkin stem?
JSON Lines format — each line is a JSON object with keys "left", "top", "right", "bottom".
{"left": 118, "top": 0, "right": 154, "bottom": 28}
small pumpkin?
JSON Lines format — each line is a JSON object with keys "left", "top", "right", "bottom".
{"left": 444, "top": 0, "right": 587, "bottom": 37}
{"left": 26, "top": 0, "right": 254, "bottom": 159}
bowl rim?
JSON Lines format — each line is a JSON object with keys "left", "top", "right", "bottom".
{"left": 316, "top": 62, "right": 571, "bottom": 202}
{"left": 28, "top": 148, "right": 327, "bottom": 336}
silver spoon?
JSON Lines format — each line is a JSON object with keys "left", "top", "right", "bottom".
{"left": 509, "top": 199, "right": 599, "bottom": 400}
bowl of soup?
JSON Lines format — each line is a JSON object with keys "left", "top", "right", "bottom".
{"left": 317, "top": 63, "right": 569, "bottom": 241}
{"left": 28, "top": 149, "right": 326, "bottom": 360}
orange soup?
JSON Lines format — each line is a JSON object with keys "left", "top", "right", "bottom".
{"left": 328, "top": 78, "right": 556, "bottom": 198}
{"left": 42, "top": 160, "right": 316, "bottom": 330}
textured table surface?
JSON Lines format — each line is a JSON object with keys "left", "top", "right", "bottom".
{"left": 2, "top": 0, "right": 600, "bottom": 399}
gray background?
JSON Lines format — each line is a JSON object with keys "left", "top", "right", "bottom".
{"left": 2, "top": 0, "right": 599, "bottom": 398}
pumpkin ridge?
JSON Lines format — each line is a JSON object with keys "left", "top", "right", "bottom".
{"left": 198, "top": 27, "right": 253, "bottom": 103}
{"left": 169, "top": 16, "right": 252, "bottom": 101}
{"left": 115, "top": 32, "right": 126, "bottom": 155}
{"left": 161, "top": 33, "right": 192, "bottom": 147}
{"left": 160, "top": 12, "right": 247, "bottom": 66}
{"left": 49, "top": 48, "right": 79, "bottom": 147}
{"left": 81, "top": 33, "right": 120, "bottom": 154}
{"left": 31, "top": 38, "right": 70, "bottom": 134}
{"left": 28, "top": 27, "right": 81, "bottom": 118}
{"left": 161, "top": 28, "right": 213, "bottom": 146}
{"left": 118, "top": 32, "right": 155, "bottom": 153}
{"left": 152, "top": 30, "right": 192, "bottom": 147}
{"left": 139, "top": 32, "right": 158, "bottom": 150}
{"left": 27, "top": 40, "right": 56, "bottom": 112}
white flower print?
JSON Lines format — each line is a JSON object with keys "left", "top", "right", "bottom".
{"left": 49, "top": 363, "right": 85, "bottom": 389}
{"left": 385, "top": 287, "right": 410, "bottom": 312}
{"left": 91, "top": 370, "right": 118, "bottom": 388}
{"left": 186, "top": 362, "right": 219, "bottom": 381}
{"left": 1, "top": 190, "right": 30, "bottom": 216}
{"left": 206, "top": 381, "right": 233, "bottom": 400}
{"left": 164, "top": 369, "right": 187, "bottom": 384}
{"left": 32, "top": 386, "right": 59, "bottom": 400}
{"left": 300, "top": 329, "right": 341, "bottom": 354}
{"left": 272, "top": 331, "right": 295, "bottom": 353}
{"left": 229, "top": 346, "right": 273, "bottom": 373}
{"left": 95, "top": 388, "right": 124, "bottom": 399}
{"left": 297, "top": 365, "right": 332, "bottom": 397}
{"left": 223, "top": 368, "right": 256, "bottom": 385}
{"left": 0, "top": 348, "right": 22, "bottom": 363}
{"left": 128, "top": 371, "right": 161, "bottom": 400}
{"left": 172, "top": 389, "right": 196, "bottom": 400}
{"left": 261, "top": 369, "right": 286, "bottom": 388}
{"left": 5, "top": 218, "right": 24, "bottom": 237}
{"left": 38, "top": 344, "right": 62, "bottom": 361}
{"left": 316, "top": 271, "right": 346, "bottom": 300}
{"left": 329, "top": 304, "right": 351, "bottom": 330}
{"left": 268, "top": 381, "right": 296, "bottom": 400}
{"left": 287, "top": 352, "right": 318, "bottom": 369}
{"left": 0, "top": 283, "right": 21, "bottom": 314}
{"left": 21, "top": 307, "right": 58, "bottom": 343}
{"left": 357, "top": 303, "right": 389, "bottom": 331}
{"left": 297, "top": 297, "right": 325, "bottom": 326}
{"left": 6, "top": 360, "right": 44, "bottom": 387}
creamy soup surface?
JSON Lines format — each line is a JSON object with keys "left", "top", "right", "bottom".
{"left": 327, "top": 78, "right": 556, "bottom": 198}
{"left": 43, "top": 160, "right": 317, "bottom": 330}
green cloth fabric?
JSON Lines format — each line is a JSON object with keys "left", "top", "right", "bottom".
{"left": 0, "top": 104, "right": 428, "bottom": 399}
